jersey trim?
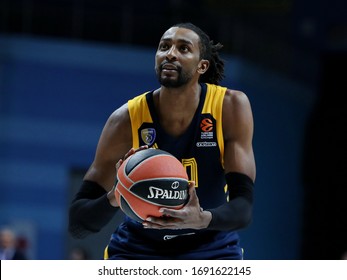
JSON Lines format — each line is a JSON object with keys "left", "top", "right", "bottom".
{"left": 202, "top": 83, "right": 226, "bottom": 167}
{"left": 128, "top": 92, "right": 152, "bottom": 148}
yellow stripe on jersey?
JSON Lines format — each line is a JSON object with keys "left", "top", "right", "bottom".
{"left": 128, "top": 92, "right": 153, "bottom": 149}
{"left": 103, "top": 245, "right": 109, "bottom": 259}
{"left": 202, "top": 83, "right": 226, "bottom": 167}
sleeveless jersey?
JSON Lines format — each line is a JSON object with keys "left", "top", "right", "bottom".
{"left": 106, "top": 83, "right": 241, "bottom": 259}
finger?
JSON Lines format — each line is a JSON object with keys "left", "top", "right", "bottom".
{"left": 159, "top": 182, "right": 196, "bottom": 216}
{"left": 158, "top": 207, "right": 182, "bottom": 218}
{"left": 143, "top": 222, "right": 176, "bottom": 230}
{"left": 124, "top": 148, "right": 136, "bottom": 159}
{"left": 115, "top": 158, "right": 123, "bottom": 170}
{"left": 186, "top": 182, "right": 201, "bottom": 208}
{"left": 188, "top": 182, "right": 197, "bottom": 200}
{"left": 124, "top": 145, "right": 148, "bottom": 160}
{"left": 188, "top": 181, "right": 197, "bottom": 199}
{"left": 143, "top": 217, "right": 181, "bottom": 229}
{"left": 137, "top": 145, "right": 148, "bottom": 151}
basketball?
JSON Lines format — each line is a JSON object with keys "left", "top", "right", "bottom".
{"left": 114, "top": 148, "right": 189, "bottom": 222}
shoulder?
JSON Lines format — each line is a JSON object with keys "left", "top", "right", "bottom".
{"left": 222, "top": 88, "right": 254, "bottom": 139}
{"left": 108, "top": 103, "right": 129, "bottom": 122}
{"left": 205, "top": 84, "right": 250, "bottom": 109}
{"left": 128, "top": 90, "right": 153, "bottom": 106}
{"left": 107, "top": 103, "right": 130, "bottom": 126}
{"left": 99, "top": 103, "right": 132, "bottom": 148}
{"left": 223, "top": 88, "right": 253, "bottom": 119}
{"left": 224, "top": 88, "right": 251, "bottom": 109}
{"left": 104, "top": 89, "right": 153, "bottom": 139}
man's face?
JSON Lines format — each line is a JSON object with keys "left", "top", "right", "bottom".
{"left": 155, "top": 27, "right": 202, "bottom": 88}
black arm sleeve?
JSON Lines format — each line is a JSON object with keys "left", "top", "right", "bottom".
{"left": 207, "top": 172, "right": 254, "bottom": 231}
{"left": 68, "top": 180, "right": 119, "bottom": 239}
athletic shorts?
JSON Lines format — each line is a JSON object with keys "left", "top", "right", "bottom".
{"left": 104, "top": 222, "right": 243, "bottom": 260}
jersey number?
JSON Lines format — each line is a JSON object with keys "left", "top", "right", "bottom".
{"left": 182, "top": 158, "right": 198, "bottom": 188}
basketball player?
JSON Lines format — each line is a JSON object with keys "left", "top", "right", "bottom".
{"left": 69, "top": 22, "right": 256, "bottom": 259}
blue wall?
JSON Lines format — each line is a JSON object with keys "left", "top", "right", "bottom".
{"left": 0, "top": 35, "right": 314, "bottom": 259}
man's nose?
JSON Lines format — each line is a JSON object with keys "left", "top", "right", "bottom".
{"left": 166, "top": 46, "right": 177, "bottom": 60}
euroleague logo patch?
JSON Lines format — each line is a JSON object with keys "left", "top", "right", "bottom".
{"left": 197, "top": 116, "right": 216, "bottom": 147}
{"left": 200, "top": 118, "right": 213, "bottom": 132}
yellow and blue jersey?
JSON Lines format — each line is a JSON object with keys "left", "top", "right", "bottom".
{"left": 106, "top": 83, "right": 242, "bottom": 259}
{"left": 128, "top": 83, "right": 227, "bottom": 208}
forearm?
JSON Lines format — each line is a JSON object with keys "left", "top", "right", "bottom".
{"left": 68, "top": 180, "right": 119, "bottom": 239}
{"left": 207, "top": 172, "right": 254, "bottom": 231}
{"left": 207, "top": 197, "right": 252, "bottom": 231}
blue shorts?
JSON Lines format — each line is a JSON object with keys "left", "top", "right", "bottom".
{"left": 104, "top": 221, "right": 243, "bottom": 260}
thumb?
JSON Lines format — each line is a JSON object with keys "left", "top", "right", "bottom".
{"left": 187, "top": 181, "right": 199, "bottom": 205}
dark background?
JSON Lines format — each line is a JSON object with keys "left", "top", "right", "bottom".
{"left": 0, "top": 0, "right": 346, "bottom": 260}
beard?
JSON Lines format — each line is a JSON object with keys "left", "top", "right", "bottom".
{"left": 156, "top": 66, "right": 193, "bottom": 88}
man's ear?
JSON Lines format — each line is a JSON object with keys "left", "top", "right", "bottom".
{"left": 197, "top": 59, "right": 210, "bottom": 74}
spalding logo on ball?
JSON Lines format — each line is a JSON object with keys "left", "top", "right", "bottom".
{"left": 114, "top": 148, "right": 189, "bottom": 222}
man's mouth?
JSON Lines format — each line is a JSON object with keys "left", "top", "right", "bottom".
{"left": 161, "top": 63, "right": 178, "bottom": 71}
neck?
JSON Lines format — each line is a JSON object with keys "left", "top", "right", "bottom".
{"left": 153, "top": 83, "right": 202, "bottom": 137}
{"left": 156, "top": 71, "right": 202, "bottom": 103}
{"left": 157, "top": 83, "right": 201, "bottom": 109}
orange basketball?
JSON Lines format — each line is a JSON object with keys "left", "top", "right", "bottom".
{"left": 114, "top": 148, "right": 189, "bottom": 222}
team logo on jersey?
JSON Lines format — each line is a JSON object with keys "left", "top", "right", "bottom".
{"left": 200, "top": 118, "right": 213, "bottom": 132}
{"left": 141, "top": 128, "right": 156, "bottom": 146}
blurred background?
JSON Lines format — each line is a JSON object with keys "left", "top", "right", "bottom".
{"left": 0, "top": 0, "right": 346, "bottom": 260}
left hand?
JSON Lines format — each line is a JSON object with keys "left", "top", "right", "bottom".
{"left": 142, "top": 181, "right": 212, "bottom": 230}
{"left": 107, "top": 145, "right": 148, "bottom": 207}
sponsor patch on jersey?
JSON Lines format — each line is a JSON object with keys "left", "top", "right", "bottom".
{"left": 141, "top": 128, "right": 156, "bottom": 146}
{"left": 196, "top": 141, "right": 217, "bottom": 147}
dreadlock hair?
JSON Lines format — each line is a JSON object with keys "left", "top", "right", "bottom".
{"left": 172, "top": 22, "right": 225, "bottom": 85}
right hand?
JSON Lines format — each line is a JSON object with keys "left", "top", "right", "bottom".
{"left": 116, "top": 145, "right": 149, "bottom": 171}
